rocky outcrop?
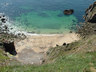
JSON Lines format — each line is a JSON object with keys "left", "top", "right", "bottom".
{"left": 0, "top": 13, "right": 26, "bottom": 40}
{"left": 84, "top": 2, "right": 96, "bottom": 23}
{"left": 64, "top": 9, "right": 74, "bottom": 15}
{"left": 0, "top": 13, "right": 26, "bottom": 55}
{"left": 78, "top": 2, "right": 96, "bottom": 37}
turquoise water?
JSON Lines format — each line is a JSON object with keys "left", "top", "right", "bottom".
{"left": 0, "top": 0, "right": 96, "bottom": 34}
{"left": 15, "top": 11, "right": 77, "bottom": 33}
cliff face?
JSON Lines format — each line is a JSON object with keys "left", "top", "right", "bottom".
{"left": 84, "top": 2, "right": 96, "bottom": 23}
{"left": 78, "top": 1, "right": 96, "bottom": 37}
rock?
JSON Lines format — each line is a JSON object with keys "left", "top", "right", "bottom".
{"left": 42, "top": 59, "right": 45, "bottom": 64}
{"left": 1, "top": 18, "right": 6, "bottom": 23}
{"left": 64, "top": 9, "right": 74, "bottom": 15}
{"left": 69, "top": 31, "right": 73, "bottom": 33}
{"left": 66, "top": 44, "right": 70, "bottom": 47}
{"left": 78, "top": 2, "right": 96, "bottom": 36}
{"left": 63, "top": 43, "right": 67, "bottom": 46}
{"left": 0, "top": 13, "right": 26, "bottom": 41}
{"left": 0, "top": 13, "right": 7, "bottom": 23}
{"left": 16, "top": 33, "right": 26, "bottom": 40}
{"left": 56, "top": 44, "right": 59, "bottom": 47}
{"left": 46, "top": 51, "right": 50, "bottom": 55}
{"left": 3, "top": 41, "right": 17, "bottom": 56}
{"left": 84, "top": 1, "right": 96, "bottom": 23}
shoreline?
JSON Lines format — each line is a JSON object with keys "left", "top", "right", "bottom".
{"left": 18, "top": 29, "right": 74, "bottom": 36}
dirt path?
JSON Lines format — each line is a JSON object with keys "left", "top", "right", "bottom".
{"left": 14, "top": 33, "right": 79, "bottom": 64}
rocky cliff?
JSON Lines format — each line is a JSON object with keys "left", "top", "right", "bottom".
{"left": 84, "top": 2, "right": 96, "bottom": 23}
{"left": 0, "top": 13, "right": 26, "bottom": 55}
{"left": 78, "top": 1, "right": 96, "bottom": 37}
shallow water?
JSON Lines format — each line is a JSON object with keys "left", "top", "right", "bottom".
{"left": 15, "top": 11, "right": 77, "bottom": 33}
{"left": 0, "top": 0, "right": 96, "bottom": 33}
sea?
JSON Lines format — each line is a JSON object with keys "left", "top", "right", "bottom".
{"left": 0, "top": 0, "right": 96, "bottom": 34}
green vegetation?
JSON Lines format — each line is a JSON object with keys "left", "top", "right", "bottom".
{"left": 0, "top": 51, "right": 96, "bottom": 72}
{"left": 47, "top": 35, "right": 96, "bottom": 60}
{"left": 0, "top": 49, "right": 9, "bottom": 65}
{"left": 0, "top": 35, "right": 96, "bottom": 72}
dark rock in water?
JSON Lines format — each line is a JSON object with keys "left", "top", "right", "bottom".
{"left": 1, "top": 18, "right": 6, "bottom": 23}
{"left": 3, "top": 41, "right": 17, "bottom": 56}
{"left": 4, "top": 25, "right": 8, "bottom": 30}
{"left": 84, "top": 1, "right": 96, "bottom": 23}
{"left": 3, "top": 15, "right": 5, "bottom": 17}
{"left": 0, "top": 14, "right": 7, "bottom": 23}
{"left": 64, "top": 9, "right": 74, "bottom": 15}
{"left": 10, "top": 28, "right": 13, "bottom": 30}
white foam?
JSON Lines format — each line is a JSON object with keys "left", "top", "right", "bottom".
{"left": 0, "top": 13, "right": 62, "bottom": 37}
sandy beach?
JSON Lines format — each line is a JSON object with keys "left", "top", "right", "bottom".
{"left": 14, "top": 33, "right": 79, "bottom": 64}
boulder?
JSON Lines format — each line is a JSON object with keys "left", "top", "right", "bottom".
{"left": 1, "top": 18, "right": 6, "bottom": 23}
{"left": 0, "top": 13, "right": 7, "bottom": 23}
{"left": 64, "top": 9, "right": 74, "bottom": 15}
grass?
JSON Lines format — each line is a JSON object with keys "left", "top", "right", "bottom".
{"left": 0, "top": 35, "right": 96, "bottom": 72}
{"left": 1, "top": 52, "right": 96, "bottom": 72}
{"left": 0, "top": 49, "right": 9, "bottom": 65}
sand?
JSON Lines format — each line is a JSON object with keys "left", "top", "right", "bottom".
{"left": 14, "top": 33, "right": 79, "bottom": 64}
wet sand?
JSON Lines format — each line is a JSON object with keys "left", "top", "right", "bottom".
{"left": 14, "top": 33, "right": 79, "bottom": 64}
